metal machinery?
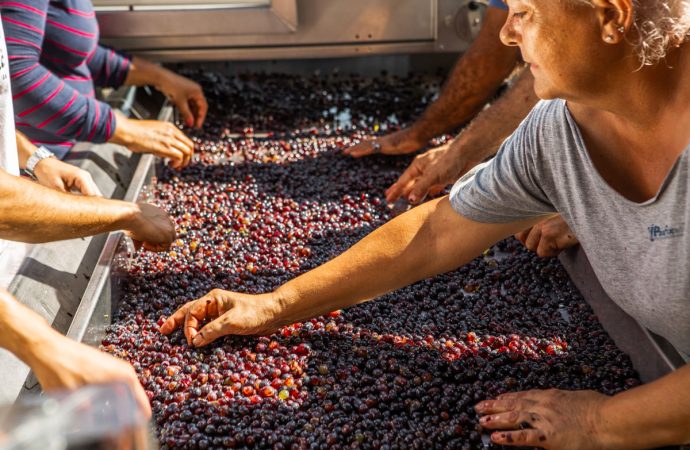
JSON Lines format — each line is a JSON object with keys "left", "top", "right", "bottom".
{"left": 0, "top": 0, "right": 685, "bottom": 432}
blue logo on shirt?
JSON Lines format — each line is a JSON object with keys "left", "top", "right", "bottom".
{"left": 648, "top": 224, "right": 684, "bottom": 242}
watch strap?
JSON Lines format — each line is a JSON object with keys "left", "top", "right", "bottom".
{"left": 25, "top": 146, "right": 55, "bottom": 179}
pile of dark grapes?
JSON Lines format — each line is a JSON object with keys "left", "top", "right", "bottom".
{"left": 102, "top": 71, "right": 640, "bottom": 450}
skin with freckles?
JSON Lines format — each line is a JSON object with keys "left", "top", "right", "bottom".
{"left": 501, "top": 0, "right": 617, "bottom": 101}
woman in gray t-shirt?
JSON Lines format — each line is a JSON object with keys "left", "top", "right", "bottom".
{"left": 162, "top": 1, "right": 690, "bottom": 448}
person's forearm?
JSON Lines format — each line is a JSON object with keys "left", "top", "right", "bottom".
{"left": 0, "top": 293, "right": 57, "bottom": 368}
{"left": 0, "top": 169, "right": 140, "bottom": 243}
{"left": 408, "top": 8, "right": 519, "bottom": 142}
{"left": 598, "top": 364, "right": 690, "bottom": 448}
{"left": 123, "top": 56, "right": 172, "bottom": 89}
{"left": 273, "top": 197, "right": 540, "bottom": 325}
{"left": 451, "top": 68, "right": 539, "bottom": 163}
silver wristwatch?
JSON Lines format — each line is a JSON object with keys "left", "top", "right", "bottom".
{"left": 25, "top": 146, "right": 55, "bottom": 179}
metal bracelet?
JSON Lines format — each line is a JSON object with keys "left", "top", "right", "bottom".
{"left": 25, "top": 146, "right": 55, "bottom": 179}
{"left": 371, "top": 140, "right": 382, "bottom": 154}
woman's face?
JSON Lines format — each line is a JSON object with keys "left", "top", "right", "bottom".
{"left": 501, "top": 0, "right": 612, "bottom": 101}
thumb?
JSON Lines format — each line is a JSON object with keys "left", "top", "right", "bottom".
{"left": 192, "top": 316, "right": 228, "bottom": 347}
{"left": 74, "top": 174, "right": 103, "bottom": 197}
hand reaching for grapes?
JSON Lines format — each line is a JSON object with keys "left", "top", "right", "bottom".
{"left": 159, "top": 289, "right": 282, "bottom": 346}
{"left": 343, "top": 128, "right": 426, "bottom": 158}
{"left": 514, "top": 215, "right": 579, "bottom": 257}
{"left": 476, "top": 389, "right": 609, "bottom": 449}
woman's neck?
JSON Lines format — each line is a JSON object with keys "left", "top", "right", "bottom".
{"left": 566, "top": 43, "right": 690, "bottom": 203}
{"left": 573, "top": 44, "right": 690, "bottom": 131}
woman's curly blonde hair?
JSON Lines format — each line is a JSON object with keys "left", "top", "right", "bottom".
{"left": 576, "top": 0, "right": 690, "bottom": 65}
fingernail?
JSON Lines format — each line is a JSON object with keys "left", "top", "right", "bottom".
{"left": 408, "top": 195, "right": 417, "bottom": 203}
{"left": 479, "top": 415, "right": 491, "bottom": 423}
{"left": 475, "top": 402, "right": 485, "bottom": 411}
{"left": 192, "top": 335, "right": 203, "bottom": 346}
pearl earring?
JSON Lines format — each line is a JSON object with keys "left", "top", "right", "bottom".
{"left": 617, "top": 26, "right": 625, "bottom": 33}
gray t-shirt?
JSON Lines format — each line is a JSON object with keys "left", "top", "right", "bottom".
{"left": 450, "top": 99, "right": 690, "bottom": 356}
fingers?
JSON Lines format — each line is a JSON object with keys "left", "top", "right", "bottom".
{"left": 343, "top": 140, "right": 374, "bottom": 158}
{"left": 490, "top": 429, "right": 547, "bottom": 447}
{"left": 183, "top": 295, "right": 222, "bottom": 345}
{"left": 514, "top": 228, "right": 530, "bottom": 245}
{"left": 385, "top": 161, "right": 424, "bottom": 203}
{"left": 160, "top": 301, "right": 192, "bottom": 335}
{"left": 524, "top": 226, "right": 542, "bottom": 253}
{"left": 153, "top": 143, "right": 185, "bottom": 168}
{"left": 142, "top": 241, "right": 171, "bottom": 252}
{"left": 165, "top": 125, "right": 194, "bottom": 168}
{"left": 192, "top": 316, "right": 227, "bottom": 347}
{"left": 192, "top": 95, "right": 208, "bottom": 128}
{"left": 167, "top": 139, "right": 191, "bottom": 168}
{"left": 533, "top": 216, "right": 579, "bottom": 257}
{"left": 475, "top": 393, "right": 535, "bottom": 415}
{"left": 176, "top": 99, "right": 195, "bottom": 128}
{"left": 74, "top": 172, "right": 102, "bottom": 197}
{"left": 480, "top": 409, "right": 540, "bottom": 430}
{"left": 407, "top": 178, "right": 435, "bottom": 204}
{"left": 129, "top": 376, "right": 152, "bottom": 418}
{"left": 146, "top": 123, "right": 195, "bottom": 169}
{"left": 536, "top": 237, "right": 560, "bottom": 258}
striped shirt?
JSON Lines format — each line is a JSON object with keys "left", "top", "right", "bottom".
{"left": 1, "top": 0, "right": 131, "bottom": 158}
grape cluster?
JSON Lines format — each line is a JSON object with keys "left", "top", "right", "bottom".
{"left": 102, "top": 71, "right": 640, "bottom": 450}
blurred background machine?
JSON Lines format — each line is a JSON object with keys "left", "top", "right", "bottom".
{"left": 94, "top": 0, "right": 489, "bottom": 61}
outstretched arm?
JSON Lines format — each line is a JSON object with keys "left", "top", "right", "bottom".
{"left": 385, "top": 68, "right": 538, "bottom": 204}
{"left": 345, "top": 7, "right": 519, "bottom": 157}
{"left": 0, "top": 168, "right": 175, "bottom": 249}
{"left": 162, "top": 197, "right": 544, "bottom": 345}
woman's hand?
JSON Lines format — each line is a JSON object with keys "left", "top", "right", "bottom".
{"left": 33, "top": 158, "right": 102, "bottom": 196}
{"left": 515, "top": 215, "right": 579, "bottom": 257}
{"left": 158, "top": 72, "right": 208, "bottom": 129}
{"left": 476, "top": 389, "right": 609, "bottom": 449}
{"left": 160, "top": 289, "right": 283, "bottom": 346}
{"left": 110, "top": 115, "right": 195, "bottom": 169}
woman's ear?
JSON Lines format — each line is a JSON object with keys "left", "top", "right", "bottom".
{"left": 591, "top": 0, "right": 634, "bottom": 44}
